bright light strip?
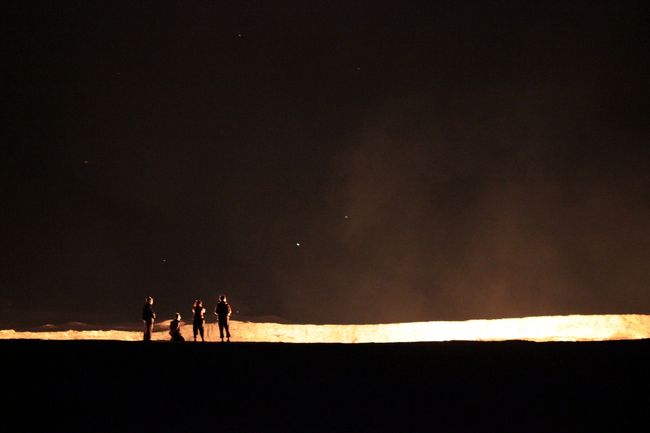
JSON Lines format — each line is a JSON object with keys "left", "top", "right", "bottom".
{"left": 1, "top": 314, "right": 649, "bottom": 343}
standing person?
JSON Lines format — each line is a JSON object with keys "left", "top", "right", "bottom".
{"left": 192, "top": 299, "right": 206, "bottom": 342}
{"left": 142, "top": 296, "right": 156, "bottom": 341}
{"left": 169, "top": 313, "right": 184, "bottom": 342}
{"left": 214, "top": 295, "right": 232, "bottom": 342}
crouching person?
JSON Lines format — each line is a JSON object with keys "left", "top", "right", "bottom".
{"left": 170, "top": 313, "right": 185, "bottom": 342}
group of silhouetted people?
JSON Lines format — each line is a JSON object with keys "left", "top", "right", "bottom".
{"left": 141, "top": 295, "right": 232, "bottom": 343}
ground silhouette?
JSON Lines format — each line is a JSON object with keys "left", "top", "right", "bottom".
{"left": 3, "top": 339, "right": 650, "bottom": 432}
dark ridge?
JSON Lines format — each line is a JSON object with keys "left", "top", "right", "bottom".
{"left": 4, "top": 339, "right": 650, "bottom": 432}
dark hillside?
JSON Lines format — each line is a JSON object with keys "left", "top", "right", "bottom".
{"left": 4, "top": 339, "right": 649, "bottom": 432}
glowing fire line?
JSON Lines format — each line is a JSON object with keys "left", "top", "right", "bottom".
{"left": 1, "top": 314, "right": 649, "bottom": 343}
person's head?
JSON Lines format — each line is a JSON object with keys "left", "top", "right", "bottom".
{"left": 220, "top": 295, "right": 226, "bottom": 302}
{"left": 174, "top": 312, "right": 181, "bottom": 320}
{"left": 146, "top": 296, "right": 153, "bottom": 304}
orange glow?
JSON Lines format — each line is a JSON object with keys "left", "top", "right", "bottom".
{"left": 1, "top": 314, "right": 649, "bottom": 342}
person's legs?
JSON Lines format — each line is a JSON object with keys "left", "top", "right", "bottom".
{"left": 199, "top": 324, "right": 205, "bottom": 341}
{"left": 144, "top": 322, "right": 153, "bottom": 341}
{"left": 220, "top": 320, "right": 230, "bottom": 341}
{"left": 193, "top": 323, "right": 198, "bottom": 341}
{"left": 218, "top": 321, "right": 225, "bottom": 341}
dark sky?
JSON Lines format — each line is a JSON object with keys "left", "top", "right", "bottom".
{"left": 2, "top": 1, "right": 649, "bottom": 327}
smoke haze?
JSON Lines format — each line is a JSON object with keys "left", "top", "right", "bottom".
{"left": 2, "top": 1, "right": 648, "bottom": 326}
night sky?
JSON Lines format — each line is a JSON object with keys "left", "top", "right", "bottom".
{"left": 3, "top": 1, "right": 649, "bottom": 328}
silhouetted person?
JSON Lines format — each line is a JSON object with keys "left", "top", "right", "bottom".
{"left": 214, "top": 295, "right": 232, "bottom": 342}
{"left": 142, "top": 296, "right": 156, "bottom": 341}
{"left": 169, "top": 313, "right": 184, "bottom": 342}
{"left": 192, "top": 299, "right": 206, "bottom": 342}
